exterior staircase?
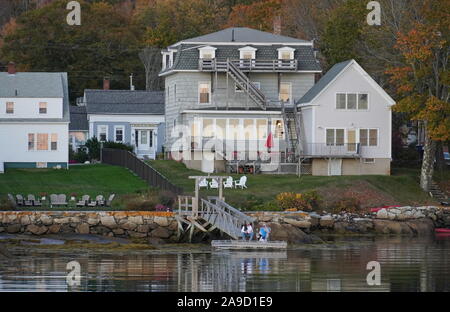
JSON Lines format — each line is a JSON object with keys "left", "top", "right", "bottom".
{"left": 226, "top": 60, "right": 267, "bottom": 110}
{"left": 281, "top": 102, "right": 304, "bottom": 161}
{"left": 429, "top": 181, "right": 449, "bottom": 202}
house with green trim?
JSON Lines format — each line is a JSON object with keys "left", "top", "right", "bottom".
{"left": 0, "top": 63, "right": 70, "bottom": 172}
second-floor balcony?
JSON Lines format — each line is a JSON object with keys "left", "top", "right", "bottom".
{"left": 199, "top": 58, "right": 298, "bottom": 72}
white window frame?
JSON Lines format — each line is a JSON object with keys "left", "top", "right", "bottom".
{"left": 51, "top": 133, "right": 58, "bottom": 151}
{"left": 238, "top": 46, "right": 257, "bottom": 60}
{"left": 114, "top": 125, "right": 124, "bottom": 143}
{"left": 277, "top": 47, "right": 295, "bottom": 60}
{"left": 97, "top": 125, "right": 108, "bottom": 142}
{"left": 279, "top": 82, "right": 292, "bottom": 105}
{"left": 39, "top": 102, "right": 47, "bottom": 114}
{"left": 363, "top": 158, "right": 375, "bottom": 164}
{"left": 6, "top": 101, "right": 14, "bottom": 114}
{"left": 359, "top": 128, "right": 379, "bottom": 147}
{"left": 198, "top": 82, "right": 211, "bottom": 105}
{"left": 325, "top": 128, "right": 346, "bottom": 146}
{"left": 198, "top": 46, "right": 217, "bottom": 59}
{"left": 335, "top": 92, "right": 370, "bottom": 111}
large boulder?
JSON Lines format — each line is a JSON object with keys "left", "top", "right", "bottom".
{"left": 258, "top": 222, "right": 312, "bottom": 244}
{"left": 48, "top": 224, "right": 61, "bottom": 234}
{"left": 20, "top": 215, "right": 31, "bottom": 226}
{"left": 40, "top": 215, "right": 53, "bottom": 226}
{"left": 6, "top": 224, "right": 21, "bottom": 233}
{"left": 405, "top": 218, "right": 434, "bottom": 236}
{"left": 283, "top": 218, "right": 311, "bottom": 229}
{"left": 27, "top": 224, "right": 48, "bottom": 235}
{"left": 373, "top": 220, "right": 412, "bottom": 235}
{"left": 319, "top": 215, "right": 334, "bottom": 228}
{"left": 76, "top": 223, "right": 90, "bottom": 234}
{"left": 120, "top": 221, "right": 138, "bottom": 231}
{"left": 150, "top": 227, "right": 170, "bottom": 239}
{"left": 153, "top": 216, "right": 169, "bottom": 227}
{"left": 100, "top": 216, "right": 117, "bottom": 229}
{"left": 128, "top": 216, "right": 144, "bottom": 225}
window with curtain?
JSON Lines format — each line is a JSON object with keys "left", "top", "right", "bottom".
{"left": 37, "top": 133, "right": 48, "bottom": 150}
{"left": 199, "top": 83, "right": 210, "bottom": 104}
{"left": 279, "top": 83, "right": 291, "bottom": 104}
{"left": 39, "top": 102, "right": 47, "bottom": 114}
{"left": 6, "top": 102, "right": 14, "bottom": 114}
{"left": 51, "top": 133, "right": 58, "bottom": 150}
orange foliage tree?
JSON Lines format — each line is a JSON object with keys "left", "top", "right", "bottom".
{"left": 386, "top": 0, "right": 449, "bottom": 191}
{"left": 226, "top": 0, "right": 282, "bottom": 32}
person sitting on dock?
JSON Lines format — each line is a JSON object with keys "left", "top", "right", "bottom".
{"left": 246, "top": 223, "right": 254, "bottom": 241}
{"left": 259, "top": 223, "right": 271, "bottom": 242}
{"left": 241, "top": 224, "right": 248, "bottom": 241}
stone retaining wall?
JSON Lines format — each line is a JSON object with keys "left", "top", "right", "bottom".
{"left": 0, "top": 211, "right": 178, "bottom": 243}
{"left": 246, "top": 206, "right": 450, "bottom": 242}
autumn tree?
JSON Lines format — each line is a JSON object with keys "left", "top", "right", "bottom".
{"left": 387, "top": 0, "right": 450, "bottom": 191}
{"left": 226, "top": 0, "right": 282, "bottom": 32}
{"left": 0, "top": 0, "right": 146, "bottom": 100}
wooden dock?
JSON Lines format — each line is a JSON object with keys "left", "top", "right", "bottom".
{"left": 211, "top": 240, "right": 287, "bottom": 250}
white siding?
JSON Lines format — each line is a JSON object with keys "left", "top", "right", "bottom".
{"left": 310, "top": 64, "right": 392, "bottom": 159}
{"left": 0, "top": 98, "right": 63, "bottom": 119}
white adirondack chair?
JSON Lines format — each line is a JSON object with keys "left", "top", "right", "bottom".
{"left": 209, "top": 178, "right": 219, "bottom": 189}
{"left": 223, "top": 176, "right": 233, "bottom": 189}
{"left": 234, "top": 176, "right": 248, "bottom": 189}
{"left": 199, "top": 178, "right": 208, "bottom": 189}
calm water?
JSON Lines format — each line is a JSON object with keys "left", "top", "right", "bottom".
{"left": 0, "top": 236, "right": 449, "bottom": 292}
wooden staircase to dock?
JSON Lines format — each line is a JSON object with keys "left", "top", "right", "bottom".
{"left": 176, "top": 195, "right": 255, "bottom": 242}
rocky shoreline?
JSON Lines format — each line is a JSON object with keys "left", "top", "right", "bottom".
{"left": 0, "top": 207, "right": 448, "bottom": 244}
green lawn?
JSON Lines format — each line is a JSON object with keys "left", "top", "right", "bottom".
{"left": 0, "top": 164, "right": 149, "bottom": 209}
{"left": 148, "top": 160, "right": 435, "bottom": 210}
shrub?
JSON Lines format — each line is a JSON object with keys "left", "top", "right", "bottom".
{"left": 85, "top": 137, "right": 100, "bottom": 160}
{"left": 74, "top": 149, "right": 89, "bottom": 163}
{"left": 0, "top": 197, "right": 15, "bottom": 211}
{"left": 275, "top": 190, "right": 321, "bottom": 212}
{"left": 103, "top": 141, "right": 134, "bottom": 152}
{"left": 332, "top": 197, "right": 361, "bottom": 214}
{"left": 158, "top": 190, "right": 176, "bottom": 208}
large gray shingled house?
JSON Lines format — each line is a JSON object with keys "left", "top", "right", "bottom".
{"left": 159, "top": 27, "right": 394, "bottom": 175}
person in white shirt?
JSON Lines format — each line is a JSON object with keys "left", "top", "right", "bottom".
{"left": 246, "top": 223, "right": 254, "bottom": 241}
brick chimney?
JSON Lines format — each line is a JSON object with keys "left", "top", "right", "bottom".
{"left": 273, "top": 16, "right": 281, "bottom": 35}
{"left": 103, "top": 77, "right": 110, "bottom": 90}
{"left": 7, "top": 62, "right": 16, "bottom": 75}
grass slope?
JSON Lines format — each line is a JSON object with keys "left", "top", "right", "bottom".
{"left": 0, "top": 164, "right": 148, "bottom": 197}
{"left": 148, "top": 160, "right": 435, "bottom": 210}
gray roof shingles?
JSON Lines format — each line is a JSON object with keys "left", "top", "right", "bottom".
{"left": 174, "top": 27, "right": 310, "bottom": 45}
{"left": 84, "top": 90, "right": 164, "bottom": 115}
{"left": 169, "top": 44, "right": 321, "bottom": 72}
{"left": 0, "top": 72, "right": 70, "bottom": 123}
{"left": 69, "top": 106, "right": 88, "bottom": 131}
{"left": 162, "top": 27, "right": 321, "bottom": 75}
{"left": 297, "top": 60, "right": 353, "bottom": 105}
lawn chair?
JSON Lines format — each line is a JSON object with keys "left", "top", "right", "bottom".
{"left": 7, "top": 194, "right": 17, "bottom": 208}
{"left": 15, "top": 194, "right": 25, "bottom": 206}
{"left": 24, "top": 194, "right": 34, "bottom": 206}
{"left": 28, "top": 194, "right": 42, "bottom": 207}
{"left": 76, "top": 195, "right": 90, "bottom": 207}
{"left": 209, "top": 178, "right": 219, "bottom": 189}
{"left": 234, "top": 176, "right": 247, "bottom": 189}
{"left": 104, "top": 194, "right": 115, "bottom": 207}
{"left": 96, "top": 195, "right": 105, "bottom": 206}
{"left": 57, "top": 194, "right": 68, "bottom": 206}
{"left": 223, "top": 176, "right": 233, "bottom": 189}
{"left": 199, "top": 178, "right": 208, "bottom": 190}
{"left": 50, "top": 194, "right": 58, "bottom": 208}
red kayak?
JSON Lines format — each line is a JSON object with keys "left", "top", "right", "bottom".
{"left": 370, "top": 205, "right": 401, "bottom": 213}
{"left": 435, "top": 228, "right": 450, "bottom": 233}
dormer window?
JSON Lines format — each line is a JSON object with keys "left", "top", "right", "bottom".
{"left": 162, "top": 51, "right": 174, "bottom": 70}
{"left": 277, "top": 47, "right": 295, "bottom": 60}
{"left": 199, "top": 46, "right": 217, "bottom": 59}
{"left": 239, "top": 46, "right": 257, "bottom": 60}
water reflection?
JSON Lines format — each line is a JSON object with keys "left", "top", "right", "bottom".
{"left": 0, "top": 236, "right": 448, "bottom": 292}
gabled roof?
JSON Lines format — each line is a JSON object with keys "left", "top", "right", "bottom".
{"left": 0, "top": 72, "right": 70, "bottom": 123}
{"left": 0, "top": 72, "right": 65, "bottom": 98}
{"left": 69, "top": 105, "right": 88, "bottom": 131}
{"left": 84, "top": 90, "right": 164, "bottom": 115}
{"left": 171, "top": 27, "right": 310, "bottom": 47}
{"left": 297, "top": 59, "right": 395, "bottom": 106}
